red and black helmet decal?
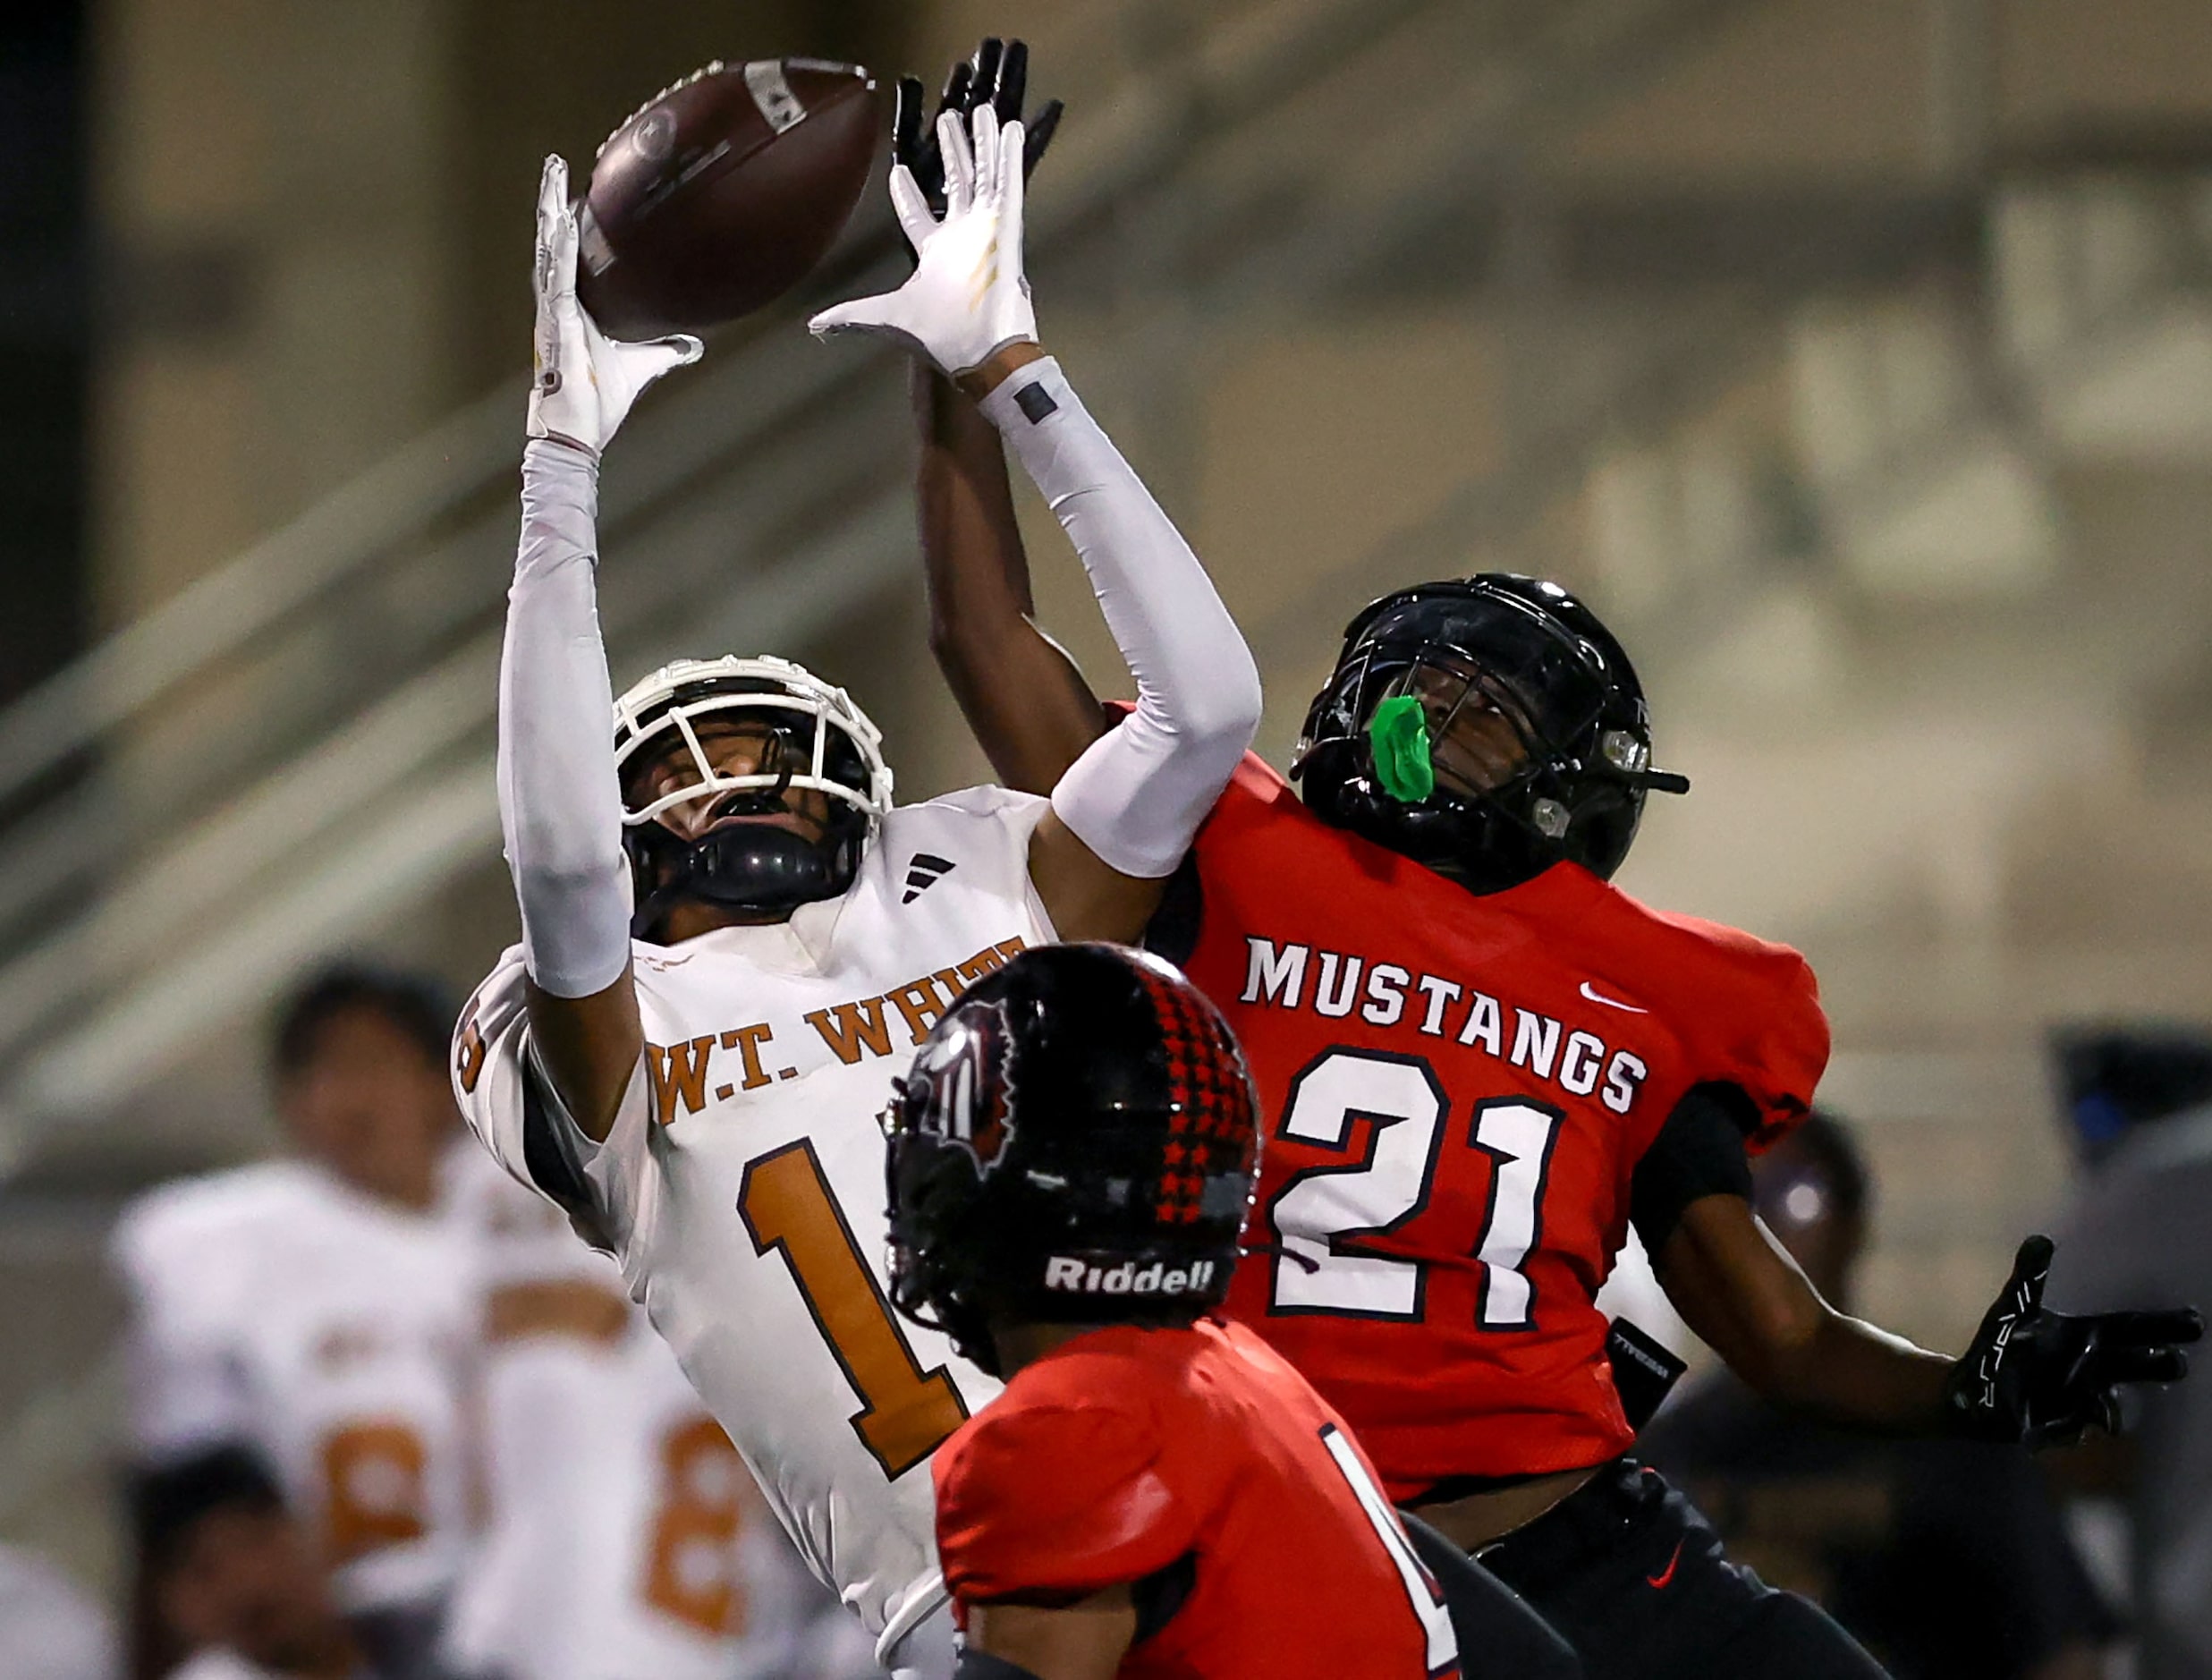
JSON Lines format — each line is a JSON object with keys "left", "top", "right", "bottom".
{"left": 903, "top": 997, "right": 1020, "bottom": 1175}
{"left": 1130, "top": 959, "right": 1259, "bottom": 1225}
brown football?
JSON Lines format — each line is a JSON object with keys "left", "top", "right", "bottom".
{"left": 576, "top": 58, "right": 883, "bottom": 338}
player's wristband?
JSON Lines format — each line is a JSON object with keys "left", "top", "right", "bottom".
{"left": 953, "top": 1650, "right": 1047, "bottom": 1680}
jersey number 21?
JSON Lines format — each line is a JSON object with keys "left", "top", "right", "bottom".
{"left": 1267, "top": 1048, "right": 1563, "bottom": 1328}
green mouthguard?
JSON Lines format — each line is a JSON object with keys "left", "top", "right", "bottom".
{"left": 1368, "top": 694, "right": 1435, "bottom": 802}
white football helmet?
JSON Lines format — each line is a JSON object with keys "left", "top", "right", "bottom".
{"left": 612, "top": 654, "right": 894, "bottom": 929}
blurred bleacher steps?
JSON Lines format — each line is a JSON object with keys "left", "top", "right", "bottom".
{"left": 8, "top": 0, "right": 2212, "bottom": 1570}
{"left": 1583, "top": 143, "right": 2212, "bottom": 1341}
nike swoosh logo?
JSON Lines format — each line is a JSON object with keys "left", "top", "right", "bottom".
{"left": 1580, "top": 981, "right": 1648, "bottom": 1014}
{"left": 1647, "top": 1540, "right": 1684, "bottom": 1590}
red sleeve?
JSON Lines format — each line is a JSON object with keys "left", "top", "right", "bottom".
{"left": 1738, "top": 948, "right": 1828, "bottom": 1152}
{"left": 935, "top": 1398, "right": 1200, "bottom": 1602}
{"left": 1658, "top": 916, "right": 1830, "bottom": 1152}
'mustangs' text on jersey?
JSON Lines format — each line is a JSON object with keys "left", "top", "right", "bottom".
{"left": 1169, "top": 756, "right": 1828, "bottom": 1495}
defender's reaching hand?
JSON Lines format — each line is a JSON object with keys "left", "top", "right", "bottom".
{"left": 1945, "top": 1235, "right": 2201, "bottom": 1448}
{"left": 808, "top": 106, "right": 1036, "bottom": 377}
{"left": 528, "top": 154, "right": 702, "bottom": 457}
{"left": 894, "top": 37, "right": 1063, "bottom": 257}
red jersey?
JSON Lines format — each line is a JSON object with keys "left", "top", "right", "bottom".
{"left": 934, "top": 1317, "right": 1458, "bottom": 1679}
{"left": 1177, "top": 757, "right": 1827, "bottom": 1496}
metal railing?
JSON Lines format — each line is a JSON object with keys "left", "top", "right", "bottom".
{"left": 0, "top": 0, "right": 1769, "bottom": 1170}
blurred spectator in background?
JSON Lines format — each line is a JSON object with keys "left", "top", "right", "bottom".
{"left": 2046, "top": 1027, "right": 2212, "bottom": 1680}
{"left": 1641, "top": 1110, "right": 2115, "bottom": 1680}
{"left": 0, "top": 1543, "right": 118, "bottom": 1680}
{"left": 110, "top": 966, "right": 475, "bottom": 1679}
{"left": 109, "top": 958, "right": 862, "bottom": 1680}
{"left": 442, "top": 1150, "right": 875, "bottom": 1680}
{"left": 131, "top": 1446, "right": 376, "bottom": 1680}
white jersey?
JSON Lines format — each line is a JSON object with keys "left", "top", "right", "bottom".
{"left": 110, "top": 1158, "right": 476, "bottom": 1614}
{"left": 454, "top": 787, "right": 1053, "bottom": 1662}
{"left": 445, "top": 1156, "right": 834, "bottom": 1680}
{"left": 168, "top": 1653, "right": 275, "bottom": 1680}
{"left": 0, "top": 1545, "right": 116, "bottom": 1680}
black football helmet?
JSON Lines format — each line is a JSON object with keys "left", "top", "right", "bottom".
{"left": 1292, "top": 574, "right": 1688, "bottom": 894}
{"left": 883, "top": 943, "right": 1260, "bottom": 1378}
{"left": 614, "top": 655, "right": 894, "bottom": 938}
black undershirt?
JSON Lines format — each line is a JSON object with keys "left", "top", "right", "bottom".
{"left": 953, "top": 1652, "right": 1046, "bottom": 1680}
{"left": 521, "top": 1069, "right": 590, "bottom": 1212}
{"left": 1629, "top": 1081, "right": 1757, "bottom": 1253}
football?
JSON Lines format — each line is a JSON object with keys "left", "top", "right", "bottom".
{"left": 576, "top": 58, "right": 884, "bottom": 338}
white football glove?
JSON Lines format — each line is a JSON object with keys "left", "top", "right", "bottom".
{"left": 527, "top": 154, "right": 702, "bottom": 456}
{"left": 808, "top": 105, "right": 1037, "bottom": 376}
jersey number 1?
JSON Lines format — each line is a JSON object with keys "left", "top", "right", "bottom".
{"left": 1268, "top": 1048, "right": 1562, "bottom": 1328}
{"left": 738, "top": 1141, "right": 969, "bottom": 1479}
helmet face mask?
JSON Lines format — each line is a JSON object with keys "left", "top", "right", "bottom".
{"left": 617, "top": 687, "right": 878, "bottom": 831}
{"left": 1293, "top": 576, "right": 1686, "bottom": 894}
{"left": 883, "top": 945, "right": 1259, "bottom": 1379}
{"left": 613, "top": 655, "right": 894, "bottom": 938}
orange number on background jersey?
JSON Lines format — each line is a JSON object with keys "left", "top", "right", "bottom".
{"left": 642, "top": 1415, "right": 748, "bottom": 1637}
{"left": 319, "top": 1420, "right": 428, "bottom": 1563}
{"left": 737, "top": 1140, "right": 969, "bottom": 1478}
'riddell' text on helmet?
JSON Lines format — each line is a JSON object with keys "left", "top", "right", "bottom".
{"left": 1292, "top": 574, "right": 1689, "bottom": 894}
{"left": 1044, "top": 1255, "right": 1222, "bottom": 1295}
{"left": 884, "top": 943, "right": 1260, "bottom": 1378}
{"left": 613, "top": 654, "right": 894, "bottom": 937}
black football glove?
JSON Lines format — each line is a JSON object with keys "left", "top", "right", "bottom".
{"left": 894, "top": 37, "right": 1064, "bottom": 261}
{"left": 1944, "top": 1234, "right": 2201, "bottom": 1448}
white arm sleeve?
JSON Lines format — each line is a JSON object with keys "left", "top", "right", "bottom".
{"left": 498, "top": 439, "right": 633, "bottom": 997}
{"left": 979, "top": 358, "right": 1262, "bottom": 878}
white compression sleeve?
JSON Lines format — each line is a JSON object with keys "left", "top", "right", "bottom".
{"left": 497, "top": 438, "right": 633, "bottom": 997}
{"left": 979, "top": 359, "right": 1261, "bottom": 878}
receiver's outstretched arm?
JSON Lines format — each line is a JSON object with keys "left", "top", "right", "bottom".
{"left": 504, "top": 155, "right": 699, "bottom": 1141}
{"left": 813, "top": 105, "right": 1259, "bottom": 943}
{"left": 912, "top": 361, "right": 1106, "bottom": 797}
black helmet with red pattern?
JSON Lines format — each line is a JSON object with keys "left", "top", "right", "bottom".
{"left": 883, "top": 943, "right": 1260, "bottom": 1377}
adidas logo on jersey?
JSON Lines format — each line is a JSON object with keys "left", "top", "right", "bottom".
{"left": 902, "top": 853, "right": 956, "bottom": 904}
{"left": 1045, "top": 1256, "right": 1217, "bottom": 1296}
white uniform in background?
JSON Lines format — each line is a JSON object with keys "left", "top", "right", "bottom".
{"left": 0, "top": 1545, "right": 117, "bottom": 1680}
{"left": 456, "top": 788, "right": 1050, "bottom": 1663}
{"left": 443, "top": 1153, "right": 848, "bottom": 1680}
{"left": 110, "top": 1159, "right": 475, "bottom": 1618}
{"left": 165, "top": 1654, "right": 275, "bottom": 1680}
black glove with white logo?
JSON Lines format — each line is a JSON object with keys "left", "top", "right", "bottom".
{"left": 1945, "top": 1235, "right": 2201, "bottom": 1448}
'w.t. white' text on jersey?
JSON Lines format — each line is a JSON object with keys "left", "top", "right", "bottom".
{"left": 455, "top": 788, "right": 1054, "bottom": 1661}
